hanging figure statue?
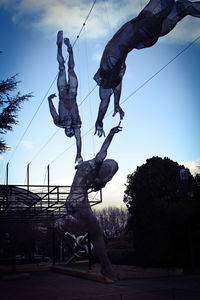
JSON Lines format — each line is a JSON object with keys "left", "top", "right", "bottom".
{"left": 48, "top": 31, "right": 83, "bottom": 164}
{"left": 94, "top": 0, "right": 200, "bottom": 137}
{"left": 66, "top": 123, "right": 122, "bottom": 281}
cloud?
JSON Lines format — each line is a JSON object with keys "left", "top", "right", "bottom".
{"left": 182, "top": 157, "right": 200, "bottom": 176}
{"left": 3, "top": 0, "right": 138, "bottom": 39}
{"left": 100, "top": 167, "right": 135, "bottom": 208}
{"left": 4, "top": 0, "right": 200, "bottom": 44}
{"left": 21, "top": 140, "right": 33, "bottom": 150}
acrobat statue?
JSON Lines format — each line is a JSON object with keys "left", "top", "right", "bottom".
{"left": 94, "top": 0, "right": 200, "bottom": 137}
{"left": 66, "top": 123, "right": 122, "bottom": 281}
{"left": 48, "top": 31, "right": 83, "bottom": 164}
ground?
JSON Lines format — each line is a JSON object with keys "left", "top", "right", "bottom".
{"left": 1, "top": 270, "right": 200, "bottom": 300}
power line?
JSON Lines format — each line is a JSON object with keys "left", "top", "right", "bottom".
{"left": 120, "top": 34, "right": 200, "bottom": 107}
{"left": 7, "top": 0, "right": 97, "bottom": 164}
{"left": 79, "top": 84, "right": 97, "bottom": 107}
{"left": 50, "top": 126, "right": 94, "bottom": 165}
{"left": 8, "top": 76, "right": 57, "bottom": 163}
{"left": 29, "top": 129, "right": 60, "bottom": 164}
{"left": 73, "top": 0, "right": 97, "bottom": 46}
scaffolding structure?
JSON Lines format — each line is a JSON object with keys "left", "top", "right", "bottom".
{"left": 0, "top": 184, "right": 102, "bottom": 223}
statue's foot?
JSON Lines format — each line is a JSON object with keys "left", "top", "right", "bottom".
{"left": 57, "top": 31, "right": 63, "bottom": 46}
{"left": 101, "top": 267, "right": 118, "bottom": 282}
{"left": 64, "top": 38, "right": 72, "bottom": 51}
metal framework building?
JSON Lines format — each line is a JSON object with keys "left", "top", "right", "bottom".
{"left": 0, "top": 184, "right": 102, "bottom": 223}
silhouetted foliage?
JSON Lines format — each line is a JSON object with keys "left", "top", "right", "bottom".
{"left": 0, "top": 69, "right": 32, "bottom": 153}
{"left": 124, "top": 156, "right": 200, "bottom": 270}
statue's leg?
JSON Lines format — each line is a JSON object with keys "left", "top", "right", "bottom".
{"left": 160, "top": 0, "right": 200, "bottom": 36}
{"left": 57, "top": 31, "right": 67, "bottom": 95}
{"left": 140, "top": 0, "right": 174, "bottom": 16}
{"left": 64, "top": 38, "right": 78, "bottom": 95}
{"left": 177, "top": 0, "right": 200, "bottom": 17}
{"left": 72, "top": 206, "right": 117, "bottom": 281}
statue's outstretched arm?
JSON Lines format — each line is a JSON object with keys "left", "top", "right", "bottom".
{"left": 74, "top": 127, "right": 83, "bottom": 164}
{"left": 48, "top": 94, "right": 59, "bottom": 124}
{"left": 112, "top": 81, "right": 124, "bottom": 120}
{"left": 95, "top": 87, "right": 112, "bottom": 138}
{"left": 95, "top": 123, "right": 122, "bottom": 163}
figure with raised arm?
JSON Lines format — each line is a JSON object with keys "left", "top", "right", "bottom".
{"left": 66, "top": 123, "right": 122, "bottom": 281}
{"left": 94, "top": 0, "right": 200, "bottom": 137}
{"left": 48, "top": 31, "right": 82, "bottom": 164}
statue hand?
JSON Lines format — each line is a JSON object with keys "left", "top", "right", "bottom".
{"left": 94, "top": 121, "right": 105, "bottom": 138}
{"left": 110, "top": 122, "right": 122, "bottom": 135}
{"left": 112, "top": 105, "right": 124, "bottom": 120}
{"left": 48, "top": 93, "right": 57, "bottom": 100}
{"left": 75, "top": 155, "right": 83, "bottom": 165}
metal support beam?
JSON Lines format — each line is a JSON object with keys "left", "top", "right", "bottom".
{"left": 27, "top": 164, "right": 30, "bottom": 191}
{"left": 6, "top": 163, "right": 9, "bottom": 185}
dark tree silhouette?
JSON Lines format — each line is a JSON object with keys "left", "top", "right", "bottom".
{"left": 0, "top": 72, "right": 32, "bottom": 153}
{"left": 124, "top": 156, "right": 200, "bottom": 270}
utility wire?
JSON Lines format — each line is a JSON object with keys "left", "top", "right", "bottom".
{"left": 7, "top": 0, "right": 97, "bottom": 164}
{"left": 73, "top": 0, "right": 97, "bottom": 46}
{"left": 29, "top": 129, "right": 60, "bottom": 164}
{"left": 50, "top": 126, "right": 94, "bottom": 164}
{"left": 120, "top": 34, "right": 200, "bottom": 108}
{"left": 49, "top": 34, "right": 200, "bottom": 164}
{"left": 8, "top": 76, "right": 57, "bottom": 163}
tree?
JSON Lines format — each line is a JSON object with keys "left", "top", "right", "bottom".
{"left": 124, "top": 156, "right": 200, "bottom": 269}
{"left": 93, "top": 207, "right": 128, "bottom": 241}
{"left": 0, "top": 70, "right": 32, "bottom": 153}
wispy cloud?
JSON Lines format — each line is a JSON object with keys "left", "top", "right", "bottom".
{"left": 21, "top": 140, "right": 33, "bottom": 150}
{"left": 2, "top": 0, "right": 199, "bottom": 43}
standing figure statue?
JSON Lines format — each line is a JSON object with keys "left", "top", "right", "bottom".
{"left": 66, "top": 123, "right": 122, "bottom": 281}
{"left": 94, "top": 0, "right": 200, "bottom": 137}
{"left": 48, "top": 31, "right": 83, "bottom": 164}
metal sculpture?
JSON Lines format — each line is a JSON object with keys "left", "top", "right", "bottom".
{"left": 94, "top": 0, "right": 200, "bottom": 137}
{"left": 66, "top": 123, "right": 122, "bottom": 281}
{"left": 65, "top": 232, "right": 93, "bottom": 264}
{"left": 48, "top": 31, "right": 83, "bottom": 164}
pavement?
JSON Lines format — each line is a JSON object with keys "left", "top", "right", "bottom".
{"left": 0, "top": 264, "right": 200, "bottom": 300}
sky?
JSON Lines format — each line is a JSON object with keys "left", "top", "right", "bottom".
{"left": 0, "top": 0, "right": 200, "bottom": 209}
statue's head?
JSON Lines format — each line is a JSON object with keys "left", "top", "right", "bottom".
{"left": 92, "top": 159, "right": 118, "bottom": 191}
{"left": 65, "top": 126, "right": 74, "bottom": 137}
{"left": 94, "top": 63, "right": 126, "bottom": 89}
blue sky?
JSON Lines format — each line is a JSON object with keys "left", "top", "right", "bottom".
{"left": 0, "top": 0, "right": 200, "bottom": 208}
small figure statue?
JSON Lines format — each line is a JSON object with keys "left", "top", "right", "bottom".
{"left": 65, "top": 232, "right": 93, "bottom": 264}
{"left": 48, "top": 31, "right": 83, "bottom": 164}
{"left": 66, "top": 123, "right": 122, "bottom": 281}
{"left": 94, "top": 0, "right": 200, "bottom": 137}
